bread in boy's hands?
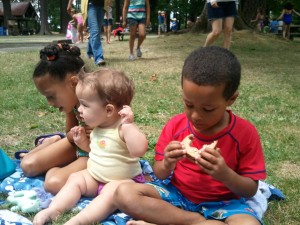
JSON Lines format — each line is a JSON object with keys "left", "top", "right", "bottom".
{"left": 182, "top": 135, "right": 218, "bottom": 161}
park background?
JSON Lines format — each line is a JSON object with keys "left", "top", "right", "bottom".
{"left": 1, "top": 0, "right": 300, "bottom": 224}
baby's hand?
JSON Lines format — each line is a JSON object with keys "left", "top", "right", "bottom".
{"left": 71, "top": 126, "right": 87, "bottom": 145}
{"left": 119, "top": 105, "right": 134, "bottom": 124}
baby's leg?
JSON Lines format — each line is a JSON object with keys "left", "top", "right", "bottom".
{"left": 225, "top": 214, "right": 261, "bottom": 225}
{"left": 33, "top": 169, "right": 98, "bottom": 224}
{"left": 65, "top": 180, "right": 134, "bottom": 225}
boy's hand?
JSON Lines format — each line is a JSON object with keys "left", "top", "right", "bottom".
{"left": 163, "top": 141, "right": 186, "bottom": 171}
{"left": 211, "top": 0, "right": 218, "bottom": 7}
{"left": 119, "top": 105, "right": 134, "bottom": 124}
{"left": 195, "top": 147, "right": 229, "bottom": 181}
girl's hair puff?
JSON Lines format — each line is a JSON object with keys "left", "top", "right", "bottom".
{"left": 33, "top": 43, "right": 85, "bottom": 81}
{"left": 78, "top": 68, "right": 134, "bottom": 109}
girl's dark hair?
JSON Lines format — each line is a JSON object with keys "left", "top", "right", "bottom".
{"left": 182, "top": 46, "right": 241, "bottom": 100}
{"left": 284, "top": 2, "right": 293, "bottom": 10}
{"left": 33, "top": 42, "right": 85, "bottom": 81}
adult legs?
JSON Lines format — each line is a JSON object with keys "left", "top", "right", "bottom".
{"left": 223, "top": 16, "right": 235, "bottom": 49}
{"left": 204, "top": 19, "right": 223, "bottom": 47}
{"left": 114, "top": 183, "right": 205, "bottom": 225}
{"left": 87, "top": 3, "right": 104, "bottom": 64}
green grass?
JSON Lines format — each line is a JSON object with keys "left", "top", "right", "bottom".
{"left": 0, "top": 31, "right": 300, "bottom": 224}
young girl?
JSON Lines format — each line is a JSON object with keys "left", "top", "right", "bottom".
{"left": 251, "top": 7, "right": 265, "bottom": 32}
{"left": 20, "top": 43, "right": 89, "bottom": 195}
{"left": 33, "top": 68, "right": 148, "bottom": 225}
{"left": 122, "top": 0, "right": 150, "bottom": 60}
{"left": 277, "top": 2, "right": 300, "bottom": 39}
{"left": 103, "top": 0, "right": 113, "bottom": 44}
{"left": 70, "top": 9, "right": 84, "bottom": 43}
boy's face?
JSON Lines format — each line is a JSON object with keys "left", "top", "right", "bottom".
{"left": 182, "top": 78, "right": 237, "bottom": 135}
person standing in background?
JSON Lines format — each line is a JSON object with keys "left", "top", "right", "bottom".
{"left": 68, "top": 0, "right": 106, "bottom": 66}
{"left": 204, "top": 0, "right": 238, "bottom": 49}
{"left": 103, "top": 0, "right": 113, "bottom": 44}
{"left": 122, "top": 0, "right": 150, "bottom": 61}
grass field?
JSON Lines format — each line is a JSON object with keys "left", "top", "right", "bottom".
{"left": 0, "top": 30, "right": 300, "bottom": 224}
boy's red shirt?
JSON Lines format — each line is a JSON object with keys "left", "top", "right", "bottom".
{"left": 155, "top": 111, "right": 266, "bottom": 204}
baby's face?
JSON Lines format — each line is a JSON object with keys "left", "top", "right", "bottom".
{"left": 182, "top": 79, "right": 234, "bottom": 135}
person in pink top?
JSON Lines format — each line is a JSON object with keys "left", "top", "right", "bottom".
{"left": 70, "top": 9, "right": 84, "bottom": 43}
{"left": 114, "top": 46, "right": 266, "bottom": 225}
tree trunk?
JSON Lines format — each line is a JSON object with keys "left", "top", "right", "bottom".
{"left": 2, "top": 0, "right": 12, "bottom": 28}
{"left": 61, "top": 0, "right": 72, "bottom": 34}
{"left": 38, "top": 0, "right": 52, "bottom": 35}
{"left": 190, "top": 2, "right": 209, "bottom": 33}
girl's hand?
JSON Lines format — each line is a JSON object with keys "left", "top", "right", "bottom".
{"left": 195, "top": 147, "right": 229, "bottom": 181}
{"left": 118, "top": 105, "right": 134, "bottom": 124}
{"left": 211, "top": 0, "right": 218, "bottom": 8}
{"left": 163, "top": 141, "right": 186, "bottom": 171}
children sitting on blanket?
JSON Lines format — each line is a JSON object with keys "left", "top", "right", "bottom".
{"left": 114, "top": 46, "right": 267, "bottom": 225}
{"left": 33, "top": 68, "right": 148, "bottom": 225}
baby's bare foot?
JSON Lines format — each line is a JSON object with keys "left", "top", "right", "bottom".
{"left": 33, "top": 208, "right": 60, "bottom": 225}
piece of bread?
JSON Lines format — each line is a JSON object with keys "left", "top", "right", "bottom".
{"left": 182, "top": 135, "right": 218, "bottom": 161}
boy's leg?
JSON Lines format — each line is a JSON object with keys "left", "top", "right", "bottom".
{"left": 225, "top": 214, "right": 261, "bottom": 225}
{"left": 114, "top": 183, "right": 205, "bottom": 225}
{"left": 65, "top": 180, "right": 134, "bottom": 225}
{"left": 33, "top": 170, "right": 98, "bottom": 225}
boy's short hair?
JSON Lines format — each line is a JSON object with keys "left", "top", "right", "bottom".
{"left": 78, "top": 68, "right": 134, "bottom": 109}
{"left": 181, "top": 46, "right": 241, "bottom": 100}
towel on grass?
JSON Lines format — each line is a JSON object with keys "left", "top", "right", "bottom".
{"left": 0, "top": 160, "right": 285, "bottom": 224}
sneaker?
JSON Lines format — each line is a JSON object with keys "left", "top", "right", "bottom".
{"left": 129, "top": 54, "right": 135, "bottom": 61}
{"left": 136, "top": 48, "right": 142, "bottom": 58}
{"left": 96, "top": 59, "right": 106, "bottom": 66}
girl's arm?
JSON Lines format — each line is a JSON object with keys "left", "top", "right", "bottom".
{"left": 145, "top": 0, "right": 151, "bottom": 26}
{"left": 65, "top": 111, "right": 78, "bottom": 143}
{"left": 122, "top": 0, "right": 129, "bottom": 27}
{"left": 251, "top": 13, "right": 259, "bottom": 22}
{"left": 71, "top": 126, "right": 91, "bottom": 152}
{"left": 293, "top": 9, "right": 300, "bottom": 17}
{"left": 277, "top": 9, "right": 285, "bottom": 20}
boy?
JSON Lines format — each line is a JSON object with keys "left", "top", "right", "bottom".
{"left": 114, "top": 46, "right": 266, "bottom": 225}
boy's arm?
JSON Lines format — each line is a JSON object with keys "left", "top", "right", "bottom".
{"left": 197, "top": 148, "right": 258, "bottom": 198}
{"left": 153, "top": 141, "right": 186, "bottom": 180}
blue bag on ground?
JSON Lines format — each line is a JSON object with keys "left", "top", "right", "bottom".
{"left": 0, "top": 148, "right": 16, "bottom": 180}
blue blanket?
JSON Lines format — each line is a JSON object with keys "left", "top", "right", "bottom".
{"left": 0, "top": 160, "right": 285, "bottom": 225}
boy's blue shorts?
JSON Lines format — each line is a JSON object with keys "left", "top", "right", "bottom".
{"left": 207, "top": 1, "right": 238, "bottom": 20}
{"left": 147, "top": 182, "right": 262, "bottom": 224}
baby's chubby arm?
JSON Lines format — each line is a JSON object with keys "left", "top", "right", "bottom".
{"left": 70, "top": 126, "right": 91, "bottom": 152}
{"left": 196, "top": 148, "right": 258, "bottom": 198}
{"left": 153, "top": 141, "right": 186, "bottom": 180}
{"left": 119, "top": 105, "right": 148, "bottom": 158}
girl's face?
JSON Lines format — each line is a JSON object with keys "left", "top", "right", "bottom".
{"left": 76, "top": 82, "right": 109, "bottom": 128}
{"left": 34, "top": 73, "right": 78, "bottom": 114}
{"left": 182, "top": 78, "right": 237, "bottom": 135}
